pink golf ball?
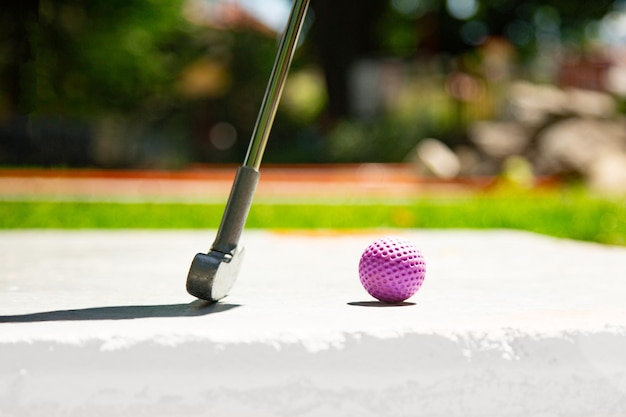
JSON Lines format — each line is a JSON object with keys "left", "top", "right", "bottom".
{"left": 358, "top": 236, "right": 426, "bottom": 303}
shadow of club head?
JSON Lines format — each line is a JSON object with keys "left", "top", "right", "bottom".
{"left": 186, "top": 246, "right": 245, "bottom": 302}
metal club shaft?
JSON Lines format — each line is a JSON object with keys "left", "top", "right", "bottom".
{"left": 211, "top": 0, "right": 311, "bottom": 254}
{"left": 186, "top": 0, "right": 311, "bottom": 302}
{"left": 244, "top": 0, "right": 310, "bottom": 170}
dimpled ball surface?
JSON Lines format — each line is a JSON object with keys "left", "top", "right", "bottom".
{"left": 358, "top": 236, "right": 426, "bottom": 303}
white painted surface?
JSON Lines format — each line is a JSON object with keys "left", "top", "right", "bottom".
{"left": 1, "top": 230, "right": 625, "bottom": 416}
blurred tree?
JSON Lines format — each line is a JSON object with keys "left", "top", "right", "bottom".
{"left": 1, "top": 0, "right": 282, "bottom": 166}
{"left": 36, "top": 0, "right": 192, "bottom": 117}
{"left": 310, "top": 0, "right": 387, "bottom": 120}
{"left": 0, "top": 0, "right": 37, "bottom": 117}
{"left": 1, "top": 0, "right": 205, "bottom": 167}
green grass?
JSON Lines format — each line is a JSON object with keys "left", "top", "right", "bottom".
{"left": 1, "top": 190, "right": 624, "bottom": 245}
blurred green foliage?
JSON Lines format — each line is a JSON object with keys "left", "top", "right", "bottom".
{"left": 37, "top": 0, "right": 191, "bottom": 116}
{"left": 0, "top": 0, "right": 622, "bottom": 166}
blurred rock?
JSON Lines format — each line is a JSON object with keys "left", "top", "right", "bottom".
{"left": 469, "top": 121, "right": 529, "bottom": 159}
{"left": 508, "top": 83, "right": 616, "bottom": 125}
{"left": 454, "top": 145, "right": 499, "bottom": 176}
{"left": 411, "top": 138, "right": 460, "bottom": 179}
{"left": 564, "top": 88, "right": 616, "bottom": 118}
{"left": 463, "top": 81, "right": 626, "bottom": 193}
{"left": 509, "top": 81, "right": 568, "bottom": 128}
{"left": 588, "top": 153, "right": 626, "bottom": 193}
{"left": 536, "top": 118, "right": 626, "bottom": 176}
{"left": 606, "top": 64, "right": 626, "bottom": 97}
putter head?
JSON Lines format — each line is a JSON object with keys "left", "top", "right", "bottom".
{"left": 186, "top": 246, "right": 245, "bottom": 302}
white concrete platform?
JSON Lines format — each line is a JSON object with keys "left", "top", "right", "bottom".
{"left": 1, "top": 230, "right": 625, "bottom": 416}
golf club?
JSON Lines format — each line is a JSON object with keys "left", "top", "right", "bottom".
{"left": 186, "top": 0, "right": 311, "bottom": 302}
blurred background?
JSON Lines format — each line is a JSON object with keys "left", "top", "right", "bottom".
{"left": 2, "top": 0, "right": 626, "bottom": 192}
